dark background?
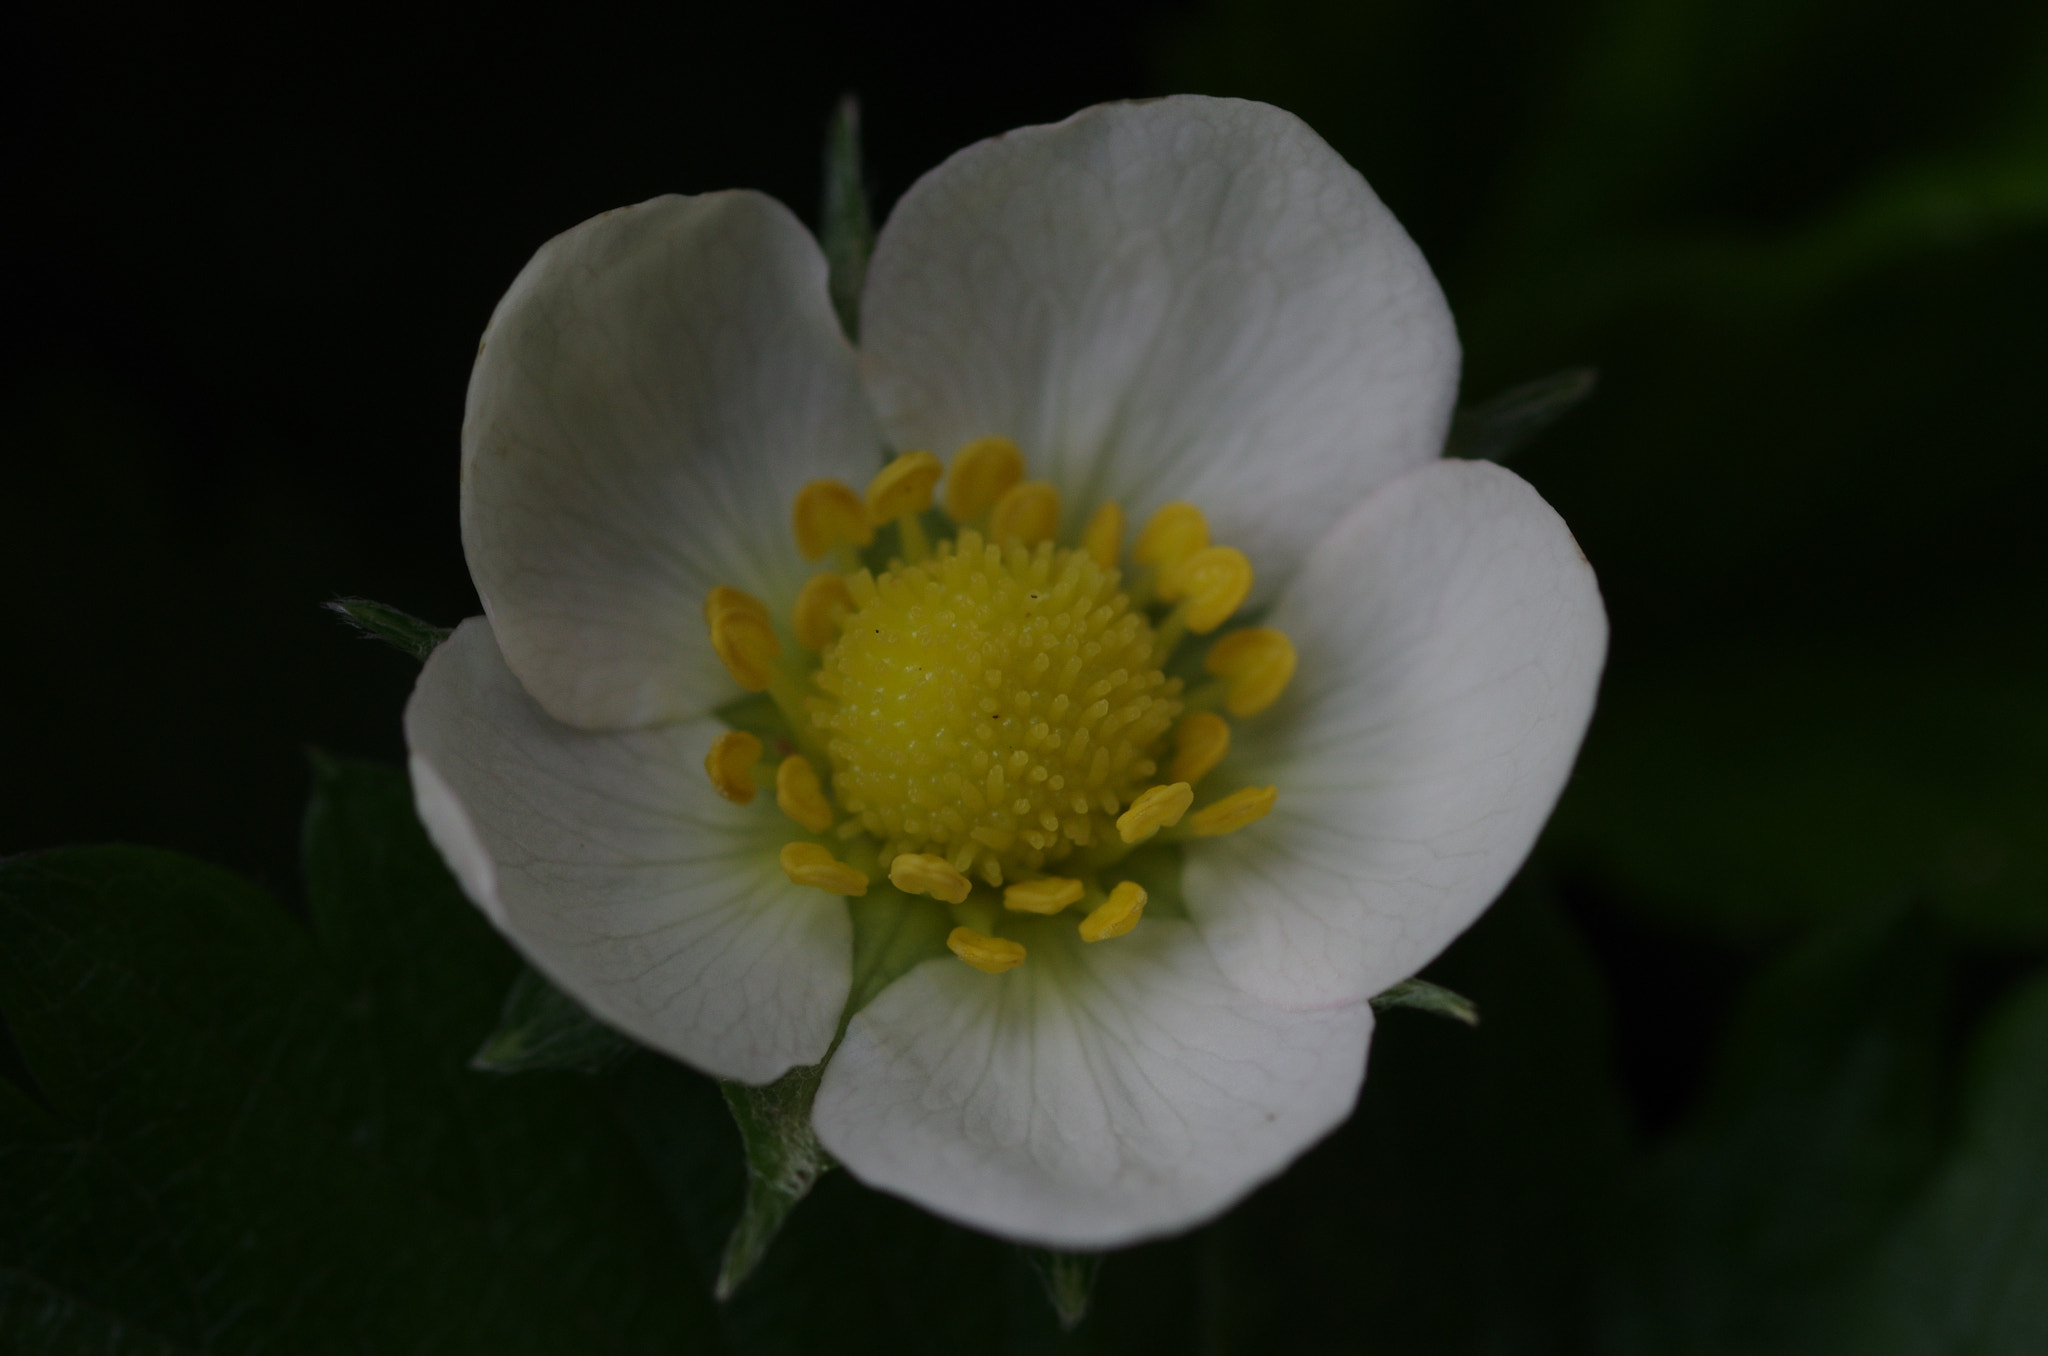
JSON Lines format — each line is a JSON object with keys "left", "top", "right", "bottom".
{"left": 6, "top": 2, "right": 2047, "bottom": 1351}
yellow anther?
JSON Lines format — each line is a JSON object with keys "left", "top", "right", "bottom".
{"left": 1079, "top": 881, "right": 1147, "bottom": 943}
{"left": 865, "top": 450, "right": 943, "bottom": 525}
{"left": 1081, "top": 500, "right": 1125, "bottom": 570}
{"left": 889, "top": 852, "right": 973, "bottom": 904}
{"left": 792, "top": 572, "right": 856, "bottom": 652}
{"left": 709, "top": 607, "right": 781, "bottom": 692}
{"left": 776, "top": 755, "right": 835, "bottom": 833}
{"left": 1188, "top": 785, "right": 1278, "bottom": 837}
{"left": 1161, "top": 546, "right": 1253, "bottom": 633}
{"left": 1003, "top": 876, "right": 1085, "bottom": 915}
{"left": 1135, "top": 502, "right": 1209, "bottom": 571}
{"left": 948, "top": 926, "right": 1026, "bottom": 974}
{"left": 1205, "top": 627, "right": 1298, "bottom": 717}
{"left": 704, "top": 730, "right": 762, "bottom": 803}
{"left": 986, "top": 480, "right": 1061, "bottom": 545}
{"left": 703, "top": 584, "right": 769, "bottom": 628}
{"left": 779, "top": 841, "right": 869, "bottom": 895}
{"left": 792, "top": 479, "right": 873, "bottom": 560}
{"left": 943, "top": 436, "right": 1025, "bottom": 522}
{"left": 1116, "top": 781, "right": 1194, "bottom": 844}
{"left": 1169, "top": 711, "right": 1231, "bottom": 785}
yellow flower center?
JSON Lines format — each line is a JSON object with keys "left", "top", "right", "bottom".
{"left": 812, "top": 533, "right": 1179, "bottom": 885}
{"left": 703, "top": 439, "right": 1290, "bottom": 976}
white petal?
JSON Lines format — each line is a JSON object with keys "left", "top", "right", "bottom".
{"left": 813, "top": 919, "right": 1373, "bottom": 1248}
{"left": 1188, "top": 459, "right": 1607, "bottom": 1009}
{"left": 860, "top": 95, "right": 1457, "bottom": 597}
{"left": 404, "top": 619, "right": 850, "bottom": 1084}
{"left": 463, "top": 192, "right": 882, "bottom": 731}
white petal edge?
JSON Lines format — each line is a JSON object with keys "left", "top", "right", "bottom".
{"left": 813, "top": 919, "right": 1374, "bottom": 1249}
{"left": 1187, "top": 458, "right": 1607, "bottom": 1009}
{"left": 463, "top": 191, "right": 883, "bottom": 731}
{"left": 404, "top": 618, "right": 851, "bottom": 1084}
{"left": 860, "top": 95, "right": 1458, "bottom": 600}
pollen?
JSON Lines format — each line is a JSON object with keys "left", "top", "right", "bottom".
{"left": 1135, "top": 502, "right": 1209, "bottom": 571}
{"left": 793, "top": 573, "right": 856, "bottom": 651}
{"left": 705, "top": 730, "right": 762, "bottom": 803}
{"left": 1004, "top": 876, "right": 1085, "bottom": 915}
{"left": 775, "top": 755, "right": 834, "bottom": 833}
{"left": 865, "top": 450, "right": 943, "bottom": 524}
{"left": 944, "top": 436, "right": 1025, "bottom": 522}
{"left": 1159, "top": 546, "right": 1253, "bottom": 634}
{"left": 1206, "top": 627, "right": 1297, "bottom": 717}
{"left": 779, "top": 841, "right": 869, "bottom": 895}
{"left": 948, "top": 926, "right": 1026, "bottom": 974}
{"left": 1079, "top": 881, "right": 1147, "bottom": 942}
{"left": 1116, "top": 781, "right": 1193, "bottom": 843}
{"left": 709, "top": 602, "right": 781, "bottom": 692}
{"left": 1081, "top": 500, "right": 1124, "bottom": 570}
{"left": 1188, "top": 785, "right": 1277, "bottom": 837}
{"left": 889, "top": 852, "right": 974, "bottom": 904}
{"left": 813, "top": 530, "right": 1182, "bottom": 881}
{"left": 987, "top": 481, "right": 1061, "bottom": 545}
{"left": 792, "top": 479, "right": 873, "bottom": 559}
{"left": 1169, "top": 711, "right": 1230, "bottom": 785}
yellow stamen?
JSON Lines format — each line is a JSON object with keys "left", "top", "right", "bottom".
{"left": 792, "top": 572, "right": 856, "bottom": 652}
{"left": 792, "top": 479, "right": 873, "bottom": 560}
{"left": 986, "top": 480, "right": 1060, "bottom": 545}
{"left": 1079, "top": 881, "right": 1147, "bottom": 942}
{"left": 779, "top": 842, "right": 869, "bottom": 895}
{"left": 775, "top": 755, "right": 834, "bottom": 833}
{"left": 704, "top": 584, "right": 769, "bottom": 628}
{"left": 889, "top": 852, "right": 973, "bottom": 904}
{"left": 709, "top": 607, "right": 781, "bottom": 692}
{"left": 943, "top": 436, "right": 1025, "bottom": 522}
{"left": 1135, "top": 502, "right": 1209, "bottom": 571}
{"left": 865, "top": 450, "right": 942, "bottom": 525}
{"left": 1205, "top": 627, "right": 1297, "bottom": 717}
{"left": 1003, "top": 876, "right": 1085, "bottom": 915}
{"left": 1169, "top": 711, "right": 1231, "bottom": 785}
{"left": 1081, "top": 500, "right": 1124, "bottom": 570}
{"left": 1160, "top": 546, "right": 1252, "bottom": 634}
{"left": 704, "top": 731, "right": 762, "bottom": 803}
{"left": 948, "top": 926, "right": 1026, "bottom": 974}
{"left": 1188, "top": 785, "right": 1277, "bottom": 837}
{"left": 1116, "top": 781, "right": 1193, "bottom": 843}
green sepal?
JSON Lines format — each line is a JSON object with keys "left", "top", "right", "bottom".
{"left": 471, "top": 967, "right": 636, "bottom": 1075}
{"left": 1446, "top": 367, "right": 1598, "bottom": 464}
{"left": 715, "top": 1062, "right": 834, "bottom": 1300}
{"left": 1021, "top": 1246, "right": 1102, "bottom": 1331}
{"left": 325, "top": 596, "right": 451, "bottom": 662}
{"left": 713, "top": 690, "right": 795, "bottom": 747}
{"left": 1371, "top": 977, "right": 1481, "bottom": 1027}
{"left": 844, "top": 885, "right": 952, "bottom": 1022}
{"left": 820, "top": 93, "right": 874, "bottom": 342}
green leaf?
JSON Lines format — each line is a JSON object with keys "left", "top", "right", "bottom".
{"left": 715, "top": 1063, "right": 834, "bottom": 1300}
{"left": 324, "top": 596, "right": 450, "bottom": 662}
{"left": 1548, "top": 646, "right": 2048, "bottom": 945}
{"left": 472, "top": 967, "right": 636, "bottom": 1075}
{"left": 1445, "top": 368, "right": 1598, "bottom": 464}
{"left": 819, "top": 93, "right": 873, "bottom": 342}
{"left": 1596, "top": 902, "right": 2048, "bottom": 1354}
{"left": 1370, "top": 976, "right": 1481, "bottom": 1027}
{"left": 0, "top": 763, "right": 725, "bottom": 1354}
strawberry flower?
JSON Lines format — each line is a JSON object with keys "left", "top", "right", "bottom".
{"left": 404, "top": 96, "right": 1605, "bottom": 1248}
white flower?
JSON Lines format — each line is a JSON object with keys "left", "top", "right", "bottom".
{"left": 403, "top": 96, "right": 1606, "bottom": 1249}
